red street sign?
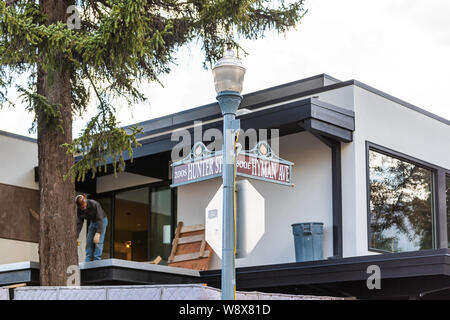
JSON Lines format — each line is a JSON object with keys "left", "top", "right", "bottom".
{"left": 235, "top": 154, "right": 292, "bottom": 186}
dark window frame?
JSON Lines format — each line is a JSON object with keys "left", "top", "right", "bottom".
{"left": 92, "top": 180, "right": 176, "bottom": 261}
{"left": 365, "top": 141, "right": 450, "bottom": 254}
{"left": 446, "top": 174, "right": 450, "bottom": 247}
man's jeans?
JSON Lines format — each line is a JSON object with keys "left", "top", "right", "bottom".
{"left": 85, "top": 217, "right": 108, "bottom": 262}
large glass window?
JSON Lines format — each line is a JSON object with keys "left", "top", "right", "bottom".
{"left": 368, "top": 149, "right": 434, "bottom": 253}
{"left": 114, "top": 187, "right": 150, "bottom": 262}
{"left": 93, "top": 183, "right": 176, "bottom": 263}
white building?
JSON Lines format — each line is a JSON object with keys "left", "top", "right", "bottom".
{"left": 1, "top": 74, "right": 449, "bottom": 299}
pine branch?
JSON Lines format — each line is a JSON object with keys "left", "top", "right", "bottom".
{"left": 1, "top": 0, "right": 308, "bottom": 180}
{"left": 5, "top": 0, "right": 21, "bottom": 6}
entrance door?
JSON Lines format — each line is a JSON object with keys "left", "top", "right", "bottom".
{"left": 109, "top": 185, "right": 176, "bottom": 263}
{"left": 114, "top": 187, "right": 149, "bottom": 262}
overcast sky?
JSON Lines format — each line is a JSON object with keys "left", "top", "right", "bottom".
{"left": 1, "top": 0, "right": 449, "bottom": 138}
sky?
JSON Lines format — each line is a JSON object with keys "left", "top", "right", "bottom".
{"left": 1, "top": 0, "right": 449, "bottom": 139}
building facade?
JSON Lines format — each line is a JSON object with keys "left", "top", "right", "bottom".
{"left": 0, "top": 131, "right": 39, "bottom": 264}
{"left": 1, "top": 74, "right": 449, "bottom": 299}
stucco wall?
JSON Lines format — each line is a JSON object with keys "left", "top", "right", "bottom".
{"left": 0, "top": 238, "right": 39, "bottom": 264}
{"left": 342, "top": 85, "right": 450, "bottom": 258}
{"left": 178, "top": 131, "right": 334, "bottom": 269}
{"left": 0, "top": 133, "right": 39, "bottom": 264}
{"left": 0, "top": 134, "right": 38, "bottom": 190}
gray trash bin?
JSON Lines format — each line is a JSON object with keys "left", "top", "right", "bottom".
{"left": 291, "top": 222, "right": 323, "bottom": 262}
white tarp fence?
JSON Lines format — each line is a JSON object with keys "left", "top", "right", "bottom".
{"left": 11, "top": 284, "right": 345, "bottom": 300}
{"left": 0, "top": 288, "right": 9, "bottom": 300}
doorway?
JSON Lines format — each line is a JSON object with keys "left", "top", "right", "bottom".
{"left": 94, "top": 183, "right": 176, "bottom": 264}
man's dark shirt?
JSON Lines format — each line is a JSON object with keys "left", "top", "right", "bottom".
{"left": 76, "top": 199, "right": 106, "bottom": 237}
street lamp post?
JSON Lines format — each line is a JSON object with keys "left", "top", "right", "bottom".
{"left": 212, "top": 43, "right": 246, "bottom": 300}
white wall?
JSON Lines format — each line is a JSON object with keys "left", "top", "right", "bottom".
{"left": 0, "top": 238, "right": 39, "bottom": 264}
{"left": 341, "top": 85, "right": 450, "bottom": 258}
{"left": 178, "top": 131, "right": 333, "bottom": 269}
{"left": 314, "top": 85, "right": 355, "bottom": 111}
{"left": 0, "top": 134, "right": 38, "bottom": 190}
{"left": 0, "top": 134, "right": 39, "bottom": 264}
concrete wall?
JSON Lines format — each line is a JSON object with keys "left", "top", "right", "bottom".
{"left": 178, "top": 131, "right": 334, "bottom": 269}
{"left": 341, "top": 85, "right": 450, "bottom": 258}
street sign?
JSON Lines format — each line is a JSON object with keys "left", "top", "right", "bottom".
{"left": 171, "top": 141, "right": 293, "bottom": 187}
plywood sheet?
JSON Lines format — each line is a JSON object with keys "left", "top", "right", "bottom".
{"left": 168, "top": 222, "right": 212, "bottom": 271}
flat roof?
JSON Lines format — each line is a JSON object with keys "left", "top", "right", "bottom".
{"left": 0, "top": 259, "right": 202, "bottom": 287}
{"left": 2, "top": 74, "right": 447, "bottom": 147}
{"left": 126, "top": 73, "right": 449, "bottom": 142}
{"left": 201, "top": 248, "right": 450, "bottom": 299}
{"left": 79, "top": 258, "right": 200, "bottom": 277}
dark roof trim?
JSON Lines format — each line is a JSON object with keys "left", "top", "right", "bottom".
{"left": 200, "top": 249, "right": 450, "bottom": 291}
{"left": 0, "top": 260, "right": 202, "bottom": 287}
{"left": 0, "top": 130, "right": 36, "bottom": 143}
{"left": 0, "top": 261, "right": 40, "bottom": 287}
{"left": 116, "top": 97, "right": 355, "bottom": 161}
{"left": 129, "top": 74, "right": 346, "bottom": 137}
{"left": 128, "top": 75, "right": 448, "bottom": 141}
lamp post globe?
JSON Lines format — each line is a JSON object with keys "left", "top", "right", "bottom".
{"left": 213, "top": 43, "right": 245, "bottom": 300}
{"left": 212, "top": 44, "right": 246, "bottom": 95}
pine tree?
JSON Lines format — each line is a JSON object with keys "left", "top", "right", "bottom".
{"left": 0, "top": 0, "right": 306, "bottom": 285}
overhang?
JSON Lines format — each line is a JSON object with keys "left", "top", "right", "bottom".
{"left": 0, "top": 259, "right": 202, "bottom": 287}
{"left": 201, "top": 249, "right": 450, "bottom": 300}
{"left": 116, "top": 97, "right": 355, "bottom": 163}
{"left": 75, "top": 94, "right": 355, "bottom": 193}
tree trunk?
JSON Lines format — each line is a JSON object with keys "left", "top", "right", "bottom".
{"left": 37, "top": 0, "right": 77, "bottom": 286}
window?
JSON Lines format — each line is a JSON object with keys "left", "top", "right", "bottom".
{"left": 149, "top": 186, "right": 172, "bottom": 261}
{"left": 368, "top": 148, "right": 434, "bottom": 253}
{"left": 114, "top": 187, "right": 150, "bottom": 262}
{"left": 94, "top": 183, "right": 176, "bottom": 263}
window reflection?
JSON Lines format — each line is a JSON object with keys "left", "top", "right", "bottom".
{"left": 369, "top": 149, "right": 434, "bottom": 252}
